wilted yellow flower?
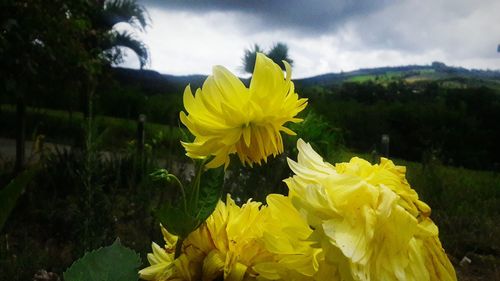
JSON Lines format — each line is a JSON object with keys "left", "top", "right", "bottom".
{"left": 140, "top": 195, "right": 273, "bottom": 281}
{"left": 180, "top": 53, "right": 307, "bottom": 169}
{"left": 284, "top": 139, "right": 457, "bottom": 281}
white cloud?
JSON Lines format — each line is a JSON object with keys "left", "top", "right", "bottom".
{"left": 120, "top": 1, "right": 500, "bottom": 78}
{"left": 119, "top": 8, "right": 259, "bottom": 76}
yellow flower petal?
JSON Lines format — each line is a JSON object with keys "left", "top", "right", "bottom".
{"left": 202, "top": 250, "right": 225, "bottom": 281}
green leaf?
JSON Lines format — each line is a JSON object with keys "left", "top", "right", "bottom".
{"left": 0, "top": 168, "right": 37, "bottom": 231}
{"left": 155, "top": 167, "right": 224, "bottom": 238}
{"left": 63, "top": 239, "right": 141, "bottom": 281}
{"left": 196, "top": 167, "right": 224, "bottom": 222}
{"left": 155, "top": 203, "right": 198, "bottom": 238}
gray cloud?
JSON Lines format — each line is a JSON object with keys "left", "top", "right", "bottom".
{"left": 124, "top": 0, "right": 500, "bottom": 76}
{"left": 140, "top": 0, "right": 394, "bottom": 34}
{"left": 348, "top": 0, "right": 500, "bottom": 61}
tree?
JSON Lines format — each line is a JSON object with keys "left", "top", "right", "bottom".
{"left": 242, "top": 44, "right": 264, "bottom": 74}
{"left": 77, "top": 0, "right": 150, "bottom": 120}
{"left": 267, "top": 42, "right": 293, "bottom": 71}
{"left": 96, "top": 0, "right": 150, "bottom": 68}
{"left": 0, "top": 1, "right": 151, "bottom": 173}
{"left": 0, "top": 0, "right": 99, "bottom": 173}
{"left": 242, "top": 42, "right": 293, "bottom": 74}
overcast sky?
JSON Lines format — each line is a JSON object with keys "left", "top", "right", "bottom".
{"left": 118, "top": 0, "right": 500, "bottom": 78}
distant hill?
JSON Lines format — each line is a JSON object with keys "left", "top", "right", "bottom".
{"left": 111, "top": 67, "right": 208, "bottom": 95}
{"left": 296, "top": 62, "right": 500, "bottom": 88}
{"left": 111, "top": 62, "right": 500, "bottom": 95}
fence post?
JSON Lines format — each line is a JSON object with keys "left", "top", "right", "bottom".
{"left": 381, "top": 134, "right": 390, "bottom": 158}
{"left": 137, "top": 114, "right": 146, "bottom": 155}
{"left": 15, "top": 95, "right": 26, "bottom": 174}
{"left": 136, "top": 114, "right": 146, "bottom": 181}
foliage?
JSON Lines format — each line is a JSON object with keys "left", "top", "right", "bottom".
{"left": 0, "top": 168, "right": 37, "bottom": 231}
{"left": 34, "top": 140, "right": 158, "bottom": 251}
{"left": 100, "top": 0, "right": 149, "bottom": 31}
{"left": 0, "top": 0, "right": 100, "bottom": 98}
{"left": 0, "top": 104, "right": 185, "bottom": 155}
{"left": 95, "top": 81, "right": 183, "bottom": 125}
{"left": 406, "top": 161, "right": 500, "bottom": 259}
{"left": 152, "top": 166, "right": 224, "bottom": 238}
{"left": 2, "top": 146, "right": 497, "bottom": 280}
{"left": 289, "top": 110, "right": 344, "bottom": 161}
{"left": 241, "top": 42, "right": 293, "bottom": 73}
{"left": 64, "top": 239, "right": 141, "bottom": 281}
{"left": 267, "top": 42, "right": 294, "bottom": 70}
{"left": 97, "top": 0, "right": 150, "bottom": 68}
{"left": 1, "top": 0, "right": 104, "bottom": 172}
{"left": 303, "top": 80, "right": 500, "bottom": 170}
{"left": 223, "top": 155, "right": 290, "bottom": 203}
{"left": 0, "top": 143, "right": 164, "bottom": 281}
{"left": 104, "top": 30, "right": 149, "bottom": 68}
{"left": 242, "top": 44, "right": 264, "bottom": 74}
{"left": 0, "top": 0, "right": 151, "bottom": 164}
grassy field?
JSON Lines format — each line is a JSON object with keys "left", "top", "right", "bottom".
{"left": 347, "top": 69, "right": 500, "bottom": 93}
{"left": 347, "top": 72, "right": 402, "bottom": 83}
{"left": 0, "top": 104, "right": 186, "bottom": 153}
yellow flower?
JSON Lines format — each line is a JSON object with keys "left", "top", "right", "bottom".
{"left": 284, "top": 139, "right": 456, "bottom": 281}
{"left": 253, "top": 194, "right": 325, "bottom": 281}
{"left": 140, "top": 195, "right": 273, "bottom": 281}
{"left": 139, "top": 226, "right": 195, "bottom": 281}
{"left": 139, "top": 242, "right": 175, "bottom": 280}
{"left": 180, "top": 53, "right": 307, "bottom": 169}
{"left": 184, "top": 195, "right": 274, "bottom": 281}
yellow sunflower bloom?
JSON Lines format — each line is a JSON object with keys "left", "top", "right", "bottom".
{"left": 140, "top": 195, "right": 274, "bottom": 281}
{"left": 284, "top": 139, "right": 456, "bottom": 281}
{"left": 180, "top": 53, "right": 307, "bottom": 169}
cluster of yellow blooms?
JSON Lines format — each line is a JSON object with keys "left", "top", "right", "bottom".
{"left": 139, "top": 54, "right": 457, "bottom": 281}
{"left": 139, "top": 195, "right": 271, "bottom": 281}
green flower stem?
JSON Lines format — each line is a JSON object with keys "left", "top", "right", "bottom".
{"left": 174, "top": 237, "right": 184, "bottom": 259}
{"left": 189, "top": 159, "right": 206, "bottom": 210}
{"left": 167, "top": 174, "right": 188, "bottom": 213}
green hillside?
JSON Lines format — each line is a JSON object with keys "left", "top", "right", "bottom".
{"left": 107, "top": 62, "right": 500, "bottom": 95}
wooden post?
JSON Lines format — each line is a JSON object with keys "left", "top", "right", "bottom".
{"left": 381, "top": 134, "right": 390, "bottom": 158}
{"left": 371, "top": 148, "right": 379, "bottom": 164}
{"left": 137, "top": 114, "right": 146, "bottom": 155}
{"left": 15, "top": 95, "right": 26, "bottom": 174}
{"left": 136, "top": 114, "right": 146, "bottom": 180}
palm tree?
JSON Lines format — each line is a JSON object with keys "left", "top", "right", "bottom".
{"left": 242, "top": 42, "right": 293, "bottom": 74}
{"left": 267, "top": 42, "right": 293, "bottom": 71}
{"left": 96, "top": 0, "right": 150, "bottom": 68}
{"left": 79, "top": 0, "right": 150, "bottom": 119}
{"left": 242, "top": 44, "right": 265, "bottom": 74}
